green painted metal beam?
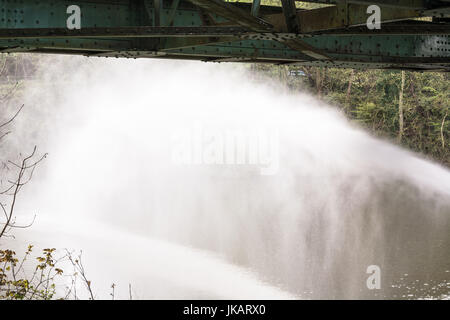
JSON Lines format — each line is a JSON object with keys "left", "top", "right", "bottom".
{"left": 308, "top": 20, "right": 450, "bottom": 36}
{"left": 183, "top": 0, "right": 330, "bottom": 59}
{"left": 264, "top": 3, "right": 422, "bottom": 33}
{"left": 0, "top": 0, "right": 448, "bottom": 71}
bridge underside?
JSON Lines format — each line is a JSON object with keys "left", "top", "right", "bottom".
{"left": 0, "top": 0, "right": 449, "bottom": 71}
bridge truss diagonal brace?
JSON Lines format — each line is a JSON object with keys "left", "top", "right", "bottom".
{"left": 280, "top": 0, "right": 300, "bottom": 33}
{"left": 183, "top": 0, "right": 329, "bottom": 60}
{"left": 185, "top": 0, "right": 273, "bottom": 31}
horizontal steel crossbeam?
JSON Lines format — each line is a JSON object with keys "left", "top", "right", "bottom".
{"left": 0, "top": 0, "right": 448, "bottom": 71}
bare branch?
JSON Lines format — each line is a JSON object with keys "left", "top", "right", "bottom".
{"left": 0, "top": 104, "right": 24, "bottom": 130}
{"left": 0, "top": 146, "right": 45, "bottom": 239}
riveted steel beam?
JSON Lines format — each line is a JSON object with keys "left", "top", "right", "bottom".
{"left": 0, "top": 0, "right": 448, "bottom": 71}
{"left": 264, "top": 3, "right": 421, "bottom": 33}
{"left": 302, "top": 34, "right": 450, "bottom": 61}
{"left": 0, "top": 26, "right": 252, "bottom": 39}
{"left": 310, "top": 21, "right": 450, "bottom": 36}
{"left": 293, "top": 0, "right": 434, "bottom": 10}
{"left": 163, "top": 38, "right": 312, "bottom": 61}
{"left": 160, "top": 36, "right": 239, "bottom": 50}
{"left": 283, "top": 38, "right": 330, "bottom": 60}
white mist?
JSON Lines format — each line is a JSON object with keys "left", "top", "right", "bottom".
{"left": 7, "top": 56, "right": 450, "bottom": 299}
